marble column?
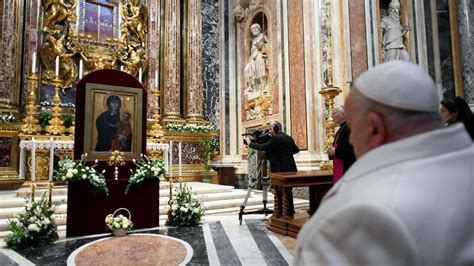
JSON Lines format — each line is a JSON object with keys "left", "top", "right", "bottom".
{"left": 162, "top": 0, "right": 182, "bottom": 121}
{"left": 185, "top": 0, "right": 205, "bottom": 122}
{"left": 456, "top": 0, "right": 474, "bottom": 103}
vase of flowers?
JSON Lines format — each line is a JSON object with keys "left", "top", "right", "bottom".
{"left": 167, "top": 183, "right": 205, "bottom": 227}
{"left": 5, "top": 193, "right": 58, "bottom": 248}
{"left": 125, "top": 154, "right": 166, "bottom": 194}
{"left": 54, "top": 154, "right": 108, "bottom": 195}
{"left": 105, "top": 208, "right": 133, "bottom": 236}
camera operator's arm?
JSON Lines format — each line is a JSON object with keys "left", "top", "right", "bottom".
{"left": 248, "top": 137, "right": 275, "bottom": 151}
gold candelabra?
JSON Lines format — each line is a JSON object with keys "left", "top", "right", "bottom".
{"left": 108, "top": 150, "right": 126, "bottom": 180}
{"left": 21, "top": 73, "right": 42, "bottom": 134}
{"left": 46, "top": 78, "right": 66, "bottom": 135}
{"left": 319, "top": 86, "right": 341, "bottom": 170}
{"left": 165, "top": 176, "right": 175, "bottom": 225}
{"left": 48, "top": 181, "right": 54, "bottom": 207}
{"left": 149, "top": 86, "right": 164, "bottom": 139}
{"left": 30, "top": 181, "right": 36, "bottom": 200}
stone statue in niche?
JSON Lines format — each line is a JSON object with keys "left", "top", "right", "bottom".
{"left": 381, "top": 0, "right": 410, "bottom": 62}
{"left": 244, "top": 23, "right": 268, "bottom": 99}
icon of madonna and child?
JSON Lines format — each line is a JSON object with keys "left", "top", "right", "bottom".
{"left": 95, "top": 95, "right": 133, "bottom": 152}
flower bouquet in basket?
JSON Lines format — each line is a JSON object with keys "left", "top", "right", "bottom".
{"left": 54, "top": 154, "right": 108, "bottom": 195}
{"left": 167, "top": 183, "right": 205, "bottom": 227}
{"left": 5, "top": 193, "right": 58, "bottom": 248}
{"left": 125, "top": 154, "right": 166, "bottom": 194}
{"left": 105, "top": 208, "right": 133, "bottom": 236}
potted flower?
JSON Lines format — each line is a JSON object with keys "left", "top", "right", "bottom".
{"left": 54, "top": 154, "right": 108, "bottom": 195}
{"left": 5, "top": 193, "right": 59, "bottom": 248}
{"left": 125, "top": 154, "right": 166, "bottom": 194}
{"left": 105, "top": 208, "right": 133, "bottom": 236}
{"left": 167, "top": 183, "right": 205, "bottom": 227}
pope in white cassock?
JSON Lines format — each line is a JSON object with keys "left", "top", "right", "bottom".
{"left": 293, "top": 61, "right": 474, "bottom": 265}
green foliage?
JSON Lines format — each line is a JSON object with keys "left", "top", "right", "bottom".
{"left": 167, "top": 183, "right": 205, "bottom": 227}
{"left": 54, "top": 154, "right": 108, "bottom": 195}
{"left": 36, "top": 112, "right": 53, "bottom": 128}
{"left": 62, "top": 114, "right": 75, "bottom": 128}
{"left": 5, "top": 193, "right": 58, "bottom": 249}
{"left": 165, "top": 123, "right": 215, "bottom": 133}
{"left": 125, "top": 154, "right": 166, "bottom": 194}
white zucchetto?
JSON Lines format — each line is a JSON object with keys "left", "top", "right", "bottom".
{"left": 354, "top": 61, "right": 439, "bottom": 112}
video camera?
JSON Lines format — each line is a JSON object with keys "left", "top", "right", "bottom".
{"left": 242, "top": 130, "right": 271, "bottom": 145}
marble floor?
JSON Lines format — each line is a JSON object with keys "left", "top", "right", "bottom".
{"left": 0, "top": 214, "right": 297, "bottom": 265}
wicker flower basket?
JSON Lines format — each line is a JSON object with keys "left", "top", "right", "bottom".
{"left": 111, "top": 208, "right": 131, "bottom": 237}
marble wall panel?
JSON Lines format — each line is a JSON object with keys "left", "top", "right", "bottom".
{"left": 287, "top": 0, "right": 307, "bottom": 150}
{"left": 0, "top": 137, "right": 12, "bottom": 167}
{"left": 436, "top": 0, "right": 455, "bottom": 99}
{"left": 348, "top": 0, "right": 368, "bottom": 80}
{"left": 457, "top": 0, "right": 474, "bottom": 103}
{"left": 171, "top": 142, "right": 204, "bottom": 164}
{"left": 202, "top": 0, "right": 220, "bottom": 128}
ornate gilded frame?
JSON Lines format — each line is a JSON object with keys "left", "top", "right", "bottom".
{"left": 83, "top": 83, "right": 144, "bottom": 161}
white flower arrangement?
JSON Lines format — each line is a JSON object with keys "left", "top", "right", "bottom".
{"left": 5, "top": 193, "right": 58, "bottom": 248}
{"left": 40, "top": 101, "right": 76, "bottom": 108}
{"left": 167, "top": 183, "right": 205, "bottom": 227}
{"left": 126, "top": 154, "right": 166, "bottom": 194}
{"left": 0, "top": 112, "right": 15, "bottom": 123}
{"left": 54, "top": 154, "right": 108, "bottom": 195}
{"left": 105, "top": 209, "right": 133, "bottom": 235}
{"left": 165, "top": 123, "right": 215, "bottom": 133}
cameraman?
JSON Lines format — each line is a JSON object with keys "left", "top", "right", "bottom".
{"left": 244, "top": 121, "right": 300, "bottom": 172}
{"left": 244, "top": 121, "right": 300, "bottom": 213}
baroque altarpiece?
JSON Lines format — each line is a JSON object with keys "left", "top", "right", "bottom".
{"left": 0, "top": 0, "right": 217, "bottom": 187}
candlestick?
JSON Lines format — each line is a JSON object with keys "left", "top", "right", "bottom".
{"left": 31, "top": 138, "right": 36, "bottom": 181}
{"left": 32, "top": 52, "right": 37, "bottom": 74}
{"left": 169, "top": 141, "right": 173, "bottom": 177}
{"left": 79, "top": 59, "right": 83, "bottom": 79}
{"left": 19, "top": 146, "right": 25, "bottom": 179}
{"left": 55, "top": 56, "right": 60, "bottom": 77}
{"left": 49, "top": 138, "right": 54, "bottom": 181}
{"left": 139, "top": 67, "right": 142, "bottom": 83}
{"left": 155, "top": 70, "right": 158, "bottom": 88}
{"left": 178, "top": 142, "right": 182, "bottom": 177}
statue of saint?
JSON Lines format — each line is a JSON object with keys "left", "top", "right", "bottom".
{"left": 381, "top": 0, "right": 410, "bottom": 62}
{"left": 244, "top": 23, "right": 268, "bottom": 96}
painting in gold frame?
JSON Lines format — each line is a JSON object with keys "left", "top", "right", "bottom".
{"left": 84, "top": 83, "right": 143, "bottom": 161}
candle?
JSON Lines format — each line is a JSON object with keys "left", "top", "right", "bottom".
{"left": 120, "top": 65, "right": 124, "bottom": 72}
{"left": 178, "top": 142, "right": 182, "bottom": 177}
{"left": 32, "top": 52, "right": 37, "bottom": 74}
{"left": 19, "top": 145, "right": 25, "bottom": 179}
{"left": 138, "top": 67, "right": 142, "bottom": 83}
{"left": 49, "top": 138, "right": 54, "bottom": 181}
{"left": 169, "top": 141, "right": 173, "bottom": 177}
{"left": 55, "top": 56, "right": 60, "bottom": 77}
{"left": 31, "top": 138, "right": 36, "bottom": 182}
{"left": 154, "top": 70, "right": 158, "bottom": 88}
{"left": 79, "top": 59, "right": 83, "bottom": 79}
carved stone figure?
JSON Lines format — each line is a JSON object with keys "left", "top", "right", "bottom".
{"left": 381, "top": 0, "right": 410, "bottom": 62}
{"left": 244, "top": 23, "right": 268, "bottom": 97}
{"left": 233, "top": 4, "right": 247, "bottom": 21}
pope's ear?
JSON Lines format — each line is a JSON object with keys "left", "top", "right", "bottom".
{"left": 366, "top": 112, "right": 386, "bottom": 148}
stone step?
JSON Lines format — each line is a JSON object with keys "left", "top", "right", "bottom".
{"left": 158, "top": 190, "right": 249, "bottom": 206}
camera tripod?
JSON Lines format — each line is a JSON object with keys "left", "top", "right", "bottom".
{"left": 239, "top": 151, "right": 273, "bottom": 225}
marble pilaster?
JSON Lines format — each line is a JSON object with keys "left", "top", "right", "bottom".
{"left": 202, "top": 0, "right": 220, "bottom": 128}
{"left": 348, "top": 0, "right": 368, "bottom": 79}
{"left": 456, "top": 0, "right": 474, "bottom": 104}
{"left": 162, "top": 0, "right": 182, "bottom": 121}
{"left": 436, "top": 0, "right": 456, "bottom": 99}
{"left": 186, "top": 0, "right": 205, "bottom": 122}
{"left": 287, "top": 0, "right": 307, "bottom": 150}
{"left": 147, "top": 0, "right": 161, "bottom": 119}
